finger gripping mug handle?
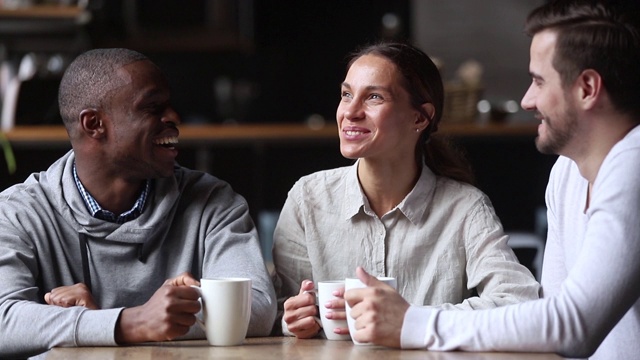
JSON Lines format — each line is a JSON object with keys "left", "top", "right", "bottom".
{"left": 301, "top": 289, "right": 322, "bottom": 328}
{"left": 302, "top": 289, "right": 319, "bottom": 306}
{"left": 190, "top": 285, "right": 206, "bottom": 330}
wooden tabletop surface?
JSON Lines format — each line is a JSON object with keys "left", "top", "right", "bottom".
{"left": 42, "top": 337, "right": 564, "bottom": 360}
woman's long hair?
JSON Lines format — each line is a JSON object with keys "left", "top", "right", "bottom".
{"left": 347, "top": 42, "right": 475, "bottom": 184}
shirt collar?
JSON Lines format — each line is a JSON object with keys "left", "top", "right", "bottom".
{"left": 340, "top": 159, "right": 436, "bottom": 225}
{"left": 73, "top": 162, "right": 150, "bottom": 224}
{"left": 397, "top": 165, "right": 436, "bottom": 225}
{"left": 341, "top": 160, "right": 368, "bottom": 219}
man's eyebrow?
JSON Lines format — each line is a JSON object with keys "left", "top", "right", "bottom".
{"left": 529, "top": 71, "right": 544, "bottom": 81}
{"left": 135, "top": 87, "right": 168, "bottom": 104}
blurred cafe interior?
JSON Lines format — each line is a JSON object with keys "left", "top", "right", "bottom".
{"left": 0, "top": 0, "right": 553, "bottom": 278}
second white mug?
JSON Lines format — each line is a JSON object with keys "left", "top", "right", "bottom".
{"left": 316, "top": 280, "right": 351, "bottom": 341}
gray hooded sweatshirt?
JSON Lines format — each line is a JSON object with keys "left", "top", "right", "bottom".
{"left": 0, "top": 151, "right": 276, "bottom": 358}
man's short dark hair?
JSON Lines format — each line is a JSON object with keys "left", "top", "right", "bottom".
{"left": 525, "top": 0, "right": 640, "bottom": 119}
{"left": 58, "top": 48, "right": 148, "bottom": 130}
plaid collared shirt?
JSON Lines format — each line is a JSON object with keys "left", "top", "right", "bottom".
{"left": 73, "top": 162, "right": 150, "bottom": 224}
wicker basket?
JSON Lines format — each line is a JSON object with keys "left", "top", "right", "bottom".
{"left": 443, "top": 82, "right": 482, "bottom": 123}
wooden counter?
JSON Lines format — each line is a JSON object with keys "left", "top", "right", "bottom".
{"left": 3, "top": 121, "right": 538, "bottom": 149}
{"left": 0, "top": 5, "right": 88, "bottom": 19}
{"left": 1, "top": 121, "right": 548, "bottom": 232}
{"left": 43, "top": 337, "right": 564, "bottom": 360}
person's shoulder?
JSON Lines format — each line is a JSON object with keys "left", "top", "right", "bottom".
{"left": 283, "top": 165, "right": 353, "bottom": 207}
{"left": 596, "top": 125, "right": 640, "bottom": 184}
{"left": 0, "top": 181, "right": 30, "bottom": 202}
{"left": 174, "top": 165, "right": 228, "bottom": 187}
{"left": 547, "top": 155, "right": 576, "bottom": 181}
{"left": 0, "top": 173, "right": 50, "bottom": 219}
{"left": 610, "top": 124, "right": 640, "bottom": 156}
{"left": 2, "top": 151, "right": 71, "bottom": 199}
{"left": 428, "top": 176, "right": 500, "bottom": 217}
{"left": 434, "top": 175, "right": 486, "bottom": 202}
{"left": 291, "top": 165, "right": 351, "bottom": 191}
{"left": 171, "top": 165, "right": 242, "bottom": 202}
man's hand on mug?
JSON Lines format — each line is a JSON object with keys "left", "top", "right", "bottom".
{"left": 115, "top": 281, "right": 202, "bottom": 344}
{"left": 164, "top": 272, "right": 200, "bottom": 287}
{"left": 283, "top": 280, "right": 321, "bottom": 338}
{"left": 44, "top": 283, "right": 99, "bottom": 310}
{"left": 344, "top": 267, "right": 409, "bottom": 348}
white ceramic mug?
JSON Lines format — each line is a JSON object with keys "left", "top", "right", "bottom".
{"left": 191, "top": 277, "right": 252, "bottom": 346}
{"left": 311, "top": 280, "right": 351, "bottom": 341}
{"left": 344, "top": 276, "right": 397, "bottom": 345}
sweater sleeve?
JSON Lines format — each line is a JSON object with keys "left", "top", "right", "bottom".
{"left": 201, "top": 192, "right": 277, "bottom": 337}
{"left": 0, "top": 223, "right": 121, "bottom": 358}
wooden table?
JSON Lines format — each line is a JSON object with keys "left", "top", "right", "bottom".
{"left": 43, "top": 337, "right": 564, "bottom": 359}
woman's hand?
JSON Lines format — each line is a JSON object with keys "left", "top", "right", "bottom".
{"left": 283, "top": 280, "right": 321, "bottom": 338}
{"left": 322, "top": 286, "right": 350, "bottom": 335}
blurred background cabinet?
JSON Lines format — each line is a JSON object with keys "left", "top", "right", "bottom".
{"left": 0, "top": 1, "right": 91, "bottom": 129}
{"left": 1, "top": 1, "right": 553, "bottom": 274}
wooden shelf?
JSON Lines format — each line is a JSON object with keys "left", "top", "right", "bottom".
{"left": 0, "top": 5, "right": 89, "bottom": 20}
{"left": 3, "top": 122, "right": 538, "bottom": 149}
{"left": 1, "top": 121, "right": 548, "bottom": 224}
{"left": 3, "top": 124, "right": 334, "bottom": 148}
{"left": 440, "top": 121, "right": 539, "bottom": 137}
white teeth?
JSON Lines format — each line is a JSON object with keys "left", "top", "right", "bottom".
{"left": 154, "top": 136, "right": 179, "bottom": 145}
{"left": 345, "top": 130, "right": 364, "bottom": 136}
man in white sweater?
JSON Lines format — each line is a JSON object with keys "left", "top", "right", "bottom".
{"left": 344, "top": 0, "right": 640, "bottom": 358}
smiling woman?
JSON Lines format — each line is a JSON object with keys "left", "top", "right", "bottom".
{"left": 272, "top": 42, "right": 540, "bottom": 341}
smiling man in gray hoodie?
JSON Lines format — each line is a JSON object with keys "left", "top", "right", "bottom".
{"left": 0, "top": 48, "right": 276, "bottom": 358}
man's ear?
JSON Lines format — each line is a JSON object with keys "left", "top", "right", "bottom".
{"left": 79, "top": 109, "right": 105, "bottom": 138}
{"left": 576, "top": 69, "right": 602, "bottom": 110}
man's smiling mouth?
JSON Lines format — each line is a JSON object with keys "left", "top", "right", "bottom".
{"left": 154, "top": 136, "right": 179, "bottom": 147}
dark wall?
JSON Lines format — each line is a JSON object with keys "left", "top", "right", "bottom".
{"left": 88, "top": 0, "right": 411, "bottom": 125}
{"left": 456, "top": 136, "right": 556, "bottom": 232}
{"left": 246, "top": 0, "right": 411, "bottom": 124}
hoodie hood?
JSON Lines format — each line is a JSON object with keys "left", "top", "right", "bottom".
{"left": 38, "top": 150, "right": 178, "bottom": 247}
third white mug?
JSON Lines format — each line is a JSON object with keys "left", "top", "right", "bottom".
{"left": 344, "top": 276, "right": 397, "bottom": 345}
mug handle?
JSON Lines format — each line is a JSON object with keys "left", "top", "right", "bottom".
{"left": 302, "top": 288, "right": 319, "bottom": 305}
{"left": 190, "top": 285, "right": 206, "bottom": 330}
{"left": 301, "top": 289, "right": 323, "bottom": 328}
